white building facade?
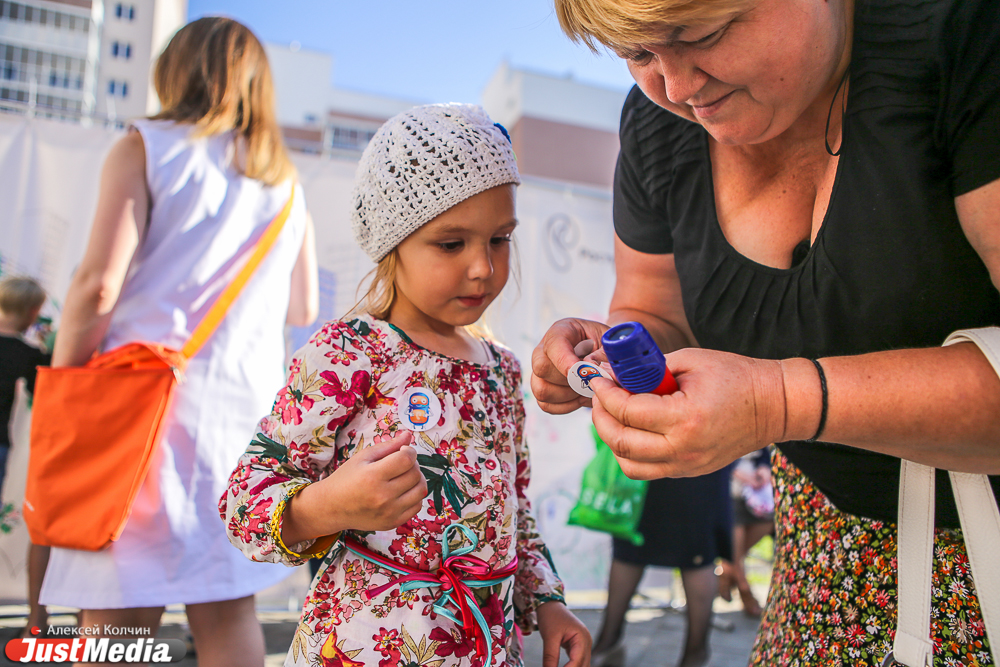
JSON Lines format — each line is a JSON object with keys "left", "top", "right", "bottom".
{"left": 0, "top": 0, "right": 184, "bottom": 121}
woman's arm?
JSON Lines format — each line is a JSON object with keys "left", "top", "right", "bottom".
{"left": 606, "top": 235, "right": 696, "bottom": 352}
{"left": 529, "top": 235, "right": 694, "bottom": 414}
{"left": 51, "top": 132, "right": 148, "bottom": 367}
{"left": 591, "top": 180, "right": 1000, "bottom": 479}
{"left": 286, "top": 209, "right": 318, "bottom": 327}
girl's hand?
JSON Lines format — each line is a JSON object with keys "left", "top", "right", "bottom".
{"left": 590, "top": 347, "right": 789, "bottom": 479}
{"left": 531, "top": 318, "right": 610, "bottom": 415}
{"left": 536, "top": 601, "right": 591, "bottom": 667}
{"left": 281, "top": 431, "right": 427, "bottom": 544}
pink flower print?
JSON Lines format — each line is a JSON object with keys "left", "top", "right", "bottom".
{"left": 373, "top": 627, "right": 403, "bottom": 667}
{"left": 874, "top": 590, "right": 890, "bottom": 609}
{"left": 325, "top": 346, "right": 359, "bottom": 366}
{"left": 388, "top": 520, "right": 441, "bottom": 570}
{"left": 342, "top": 557, "right": 376, "bottom": 595}
{"left": 229, "top": 461, "right": 252, "bottom": 492}
{"left": 287, "top": 439, "right": 314, "bottom": 467}
{"left": 338, "top": 598, "right": 363, "bottom": 623}
{"left": 229, "top": 497, "right": 273, "bottom": 543}
{"left": 437, "top": 438, "right": 468, "bottom": 466}
{"left": 481, "top": 592, "right": 507, "bottom": 645}
{"left": 430, "top": 626, "right": 476, "bottom": 660}
{"left": 275, "top": 383, "right": 315, "bottom": 426}
{"left": 373, "top": 412, "right": 400, "bottom": 442}
{"left": 320, "top": 369, "right": 371, "bottom": 409}
{"left": 845, "top": 624, "right": 866, "bottom": 648}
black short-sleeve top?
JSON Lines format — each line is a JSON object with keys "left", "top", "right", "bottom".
{"left": 612, "top": 0, "right": 1000, "bottom": 527}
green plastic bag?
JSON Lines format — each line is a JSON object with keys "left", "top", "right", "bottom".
{"left": 567, "top": 425, "right": 648, "bottom": 546}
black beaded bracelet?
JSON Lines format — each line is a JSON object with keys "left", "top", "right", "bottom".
{"left": 806, "top": 358, "right": 828, "bottom": 443}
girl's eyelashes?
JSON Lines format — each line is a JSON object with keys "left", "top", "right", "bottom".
{"left": 491, "top": 235, "right": 513, "bottom": 246}
{"left": 437, "top": 240, "right": 464, "bottom": 252}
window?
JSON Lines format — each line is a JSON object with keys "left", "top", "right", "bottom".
{"left": 107, "top": 79, "right": 129, "bottom": 98}
{"left": 114, "top": 3, "right": 135, "bottom": 20}
{"left": 111, "top": 42, "right": 133, "bottom": 59}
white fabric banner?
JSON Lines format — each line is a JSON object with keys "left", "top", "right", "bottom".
{"left": 0, "top": 113, "right": 625, "bottom": 602}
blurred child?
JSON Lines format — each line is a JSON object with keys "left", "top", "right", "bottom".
{"left": 717, "top": 448, "right": 774, "bottom": 617}
{"left": 222, "top": 104, "right": 591, "bottom": 667}
{"left": 0, "top": 276, "right": 49, "bottom": 492}
{"left": 0, "top": 275, "right": 51, "bottom": 635}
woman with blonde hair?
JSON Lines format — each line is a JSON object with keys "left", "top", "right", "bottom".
{"left": 533, "top": 0, "right": 1000, "bottom": 664}
{"left": 40, "top": 17, "right": 317, "bottom": 666}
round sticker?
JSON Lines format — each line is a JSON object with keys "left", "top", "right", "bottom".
{"left": 567, "top": 361, "right": 614, "bottom": 398}
{"left": 397, "top": 387, "right": 443, "bottom": 432}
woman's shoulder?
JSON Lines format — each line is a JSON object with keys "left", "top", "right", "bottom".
{"left": 129, "top": 118, "right": 193, "bottom": 143}
{"left": 852, "top": 0, "right": 989, "bottom": 71}
{"left": 620, "top": 86, "right": 699, "bottom": 146}
{"left": 619, "top": 86, "right": 704, "bottom": 189}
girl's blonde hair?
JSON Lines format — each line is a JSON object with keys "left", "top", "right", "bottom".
{"left": 355, "top": 250, "right": 400, "bottom": 322}
{"left": 555, "top": 0, "right": 751, "bottom": 53}
{"left": 150, "top": 17, "right": 294, "bottom": 186}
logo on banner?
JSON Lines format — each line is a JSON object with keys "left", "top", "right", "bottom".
{"left": 5, "top": 630, "right": 185, "bottom": 663}
{"left": 398, "top": 387, "right": 442, "bottom": 432}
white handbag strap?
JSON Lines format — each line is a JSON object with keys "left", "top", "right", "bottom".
{"left": 893, "top": 459, "right": 937, "bottom": 667}
{"left": 890, "top": 327, "right": 1000, "bottom": 666}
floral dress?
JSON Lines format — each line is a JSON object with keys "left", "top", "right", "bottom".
{"left": 751, "top": 451, "right": 993, "bottom": 667}
{"left": 220, "top": 314, "right": 565, "bottom": 667}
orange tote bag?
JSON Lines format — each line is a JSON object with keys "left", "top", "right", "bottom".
{"left": 24, "top": 191, "right": 294, "bottom": 551}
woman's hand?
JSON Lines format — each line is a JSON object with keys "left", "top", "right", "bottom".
{"left": 590, "top": 348, "right": 792, "bottom": 479}
{"left": 536, "top": 601, "right": 591, "bottom": 667}
{"left": 530, "top": 318, "right": 610, "bottom": 414}
{"left": 281, "top": 431, "right": 427, "bottom": 545}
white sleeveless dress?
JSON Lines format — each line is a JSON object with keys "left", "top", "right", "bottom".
{"left": 41, "top": 119, "right": 305, "bottom": 608}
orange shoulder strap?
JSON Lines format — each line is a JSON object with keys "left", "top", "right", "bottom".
{"left": 181, "top": 186, "right": 296, "bottom": 360}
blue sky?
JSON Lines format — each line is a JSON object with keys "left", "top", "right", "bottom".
{"left": 186, "top": 0, "right": 636, "bottom": 105}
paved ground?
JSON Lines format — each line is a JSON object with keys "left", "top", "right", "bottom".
{"left": 0, "top": 601, "right": 762, "bottom": 667}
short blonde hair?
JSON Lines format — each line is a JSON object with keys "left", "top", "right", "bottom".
{"left": 555, "top": 0, "right": 750, "bottom": 53}
{"left": 0, "top": 276, "right": 46, "bottom": 329}
{"left": 151, "top": 17, "right": 294, "bottom": 187}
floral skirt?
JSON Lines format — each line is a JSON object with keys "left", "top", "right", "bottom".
{"left": 750, "top": 451, "right": 993, "bottom": 667}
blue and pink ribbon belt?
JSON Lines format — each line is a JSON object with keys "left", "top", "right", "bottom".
{"left": 343, "top": 523, "right": 518, "bottom": 667}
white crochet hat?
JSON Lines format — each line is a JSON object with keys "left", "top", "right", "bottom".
{"left": 351, "top": 103, "right": 520, "bottom": 262}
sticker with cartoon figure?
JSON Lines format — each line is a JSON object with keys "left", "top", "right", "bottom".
{"left": 398, "top": 387, "right": 443, "bottom": 432}
{"left": 568, "top": 360, "right": 615, "bottom": 398}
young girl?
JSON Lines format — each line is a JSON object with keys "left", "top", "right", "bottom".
{"left": 222, "top": 104, "right": 591, "bottom": 667}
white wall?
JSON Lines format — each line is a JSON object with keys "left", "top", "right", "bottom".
{"left": 482, "top": 61, "right": 627, "bottom": 133}
{"left": 264, "top": 43, "right": 335, "bottom": 127}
